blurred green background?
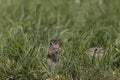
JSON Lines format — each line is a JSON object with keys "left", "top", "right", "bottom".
{"left": 0, "top": 0, "right": 120, "bottom": 79}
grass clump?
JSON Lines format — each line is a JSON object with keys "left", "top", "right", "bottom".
{"left": 0, "top": 0, "right": 120, "bottom": 79}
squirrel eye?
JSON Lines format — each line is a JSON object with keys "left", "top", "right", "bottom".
{"left": 95, "top": 48, "right": 98, "bottom": 52}
{"left": 50, "top": 42, "right": 52, "bottom": 45}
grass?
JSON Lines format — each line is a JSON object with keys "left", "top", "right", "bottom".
{"left": 0, "top": 0, "right": 120, "bottom": 79}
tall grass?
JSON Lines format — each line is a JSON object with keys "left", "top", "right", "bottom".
{"left": 0, "top": 0, "right": 120, "bottom": 79}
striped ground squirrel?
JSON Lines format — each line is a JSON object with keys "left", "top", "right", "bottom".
{"left": 85, "top": 46, "right": 104, "bottom": 58}
{"left": 47, "top": 39, "right": 62, "bottom": 70}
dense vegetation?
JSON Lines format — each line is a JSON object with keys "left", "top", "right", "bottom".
{"left": 0, "top": 0, "right": 120, "bottom": 79}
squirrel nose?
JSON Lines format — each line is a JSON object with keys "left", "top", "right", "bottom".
{"left": 55, "top": 50, "right": 61, "bottom": 54}
{"left": 55, "top": 51, "right": 58, "bottom": 54}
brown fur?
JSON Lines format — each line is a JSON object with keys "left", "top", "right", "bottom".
{"left": 47, "top": 39, "right": 61, "bottom": 70}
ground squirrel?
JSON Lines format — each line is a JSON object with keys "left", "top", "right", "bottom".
{"left": 47, "top": 39, "right": 61, "bottom": 70}
{"left": 85, "top": 46, "right": 104, "bottom": 58}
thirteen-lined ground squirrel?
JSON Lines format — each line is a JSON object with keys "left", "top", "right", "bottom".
{"left": 47, "top": 39, "right": 61, "bottom": 70}
{"left": 85, "top": 46, "right": 104, "bottom": 58}
{"left": 85, "top": 46, "right": 104, "bottom": 62}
